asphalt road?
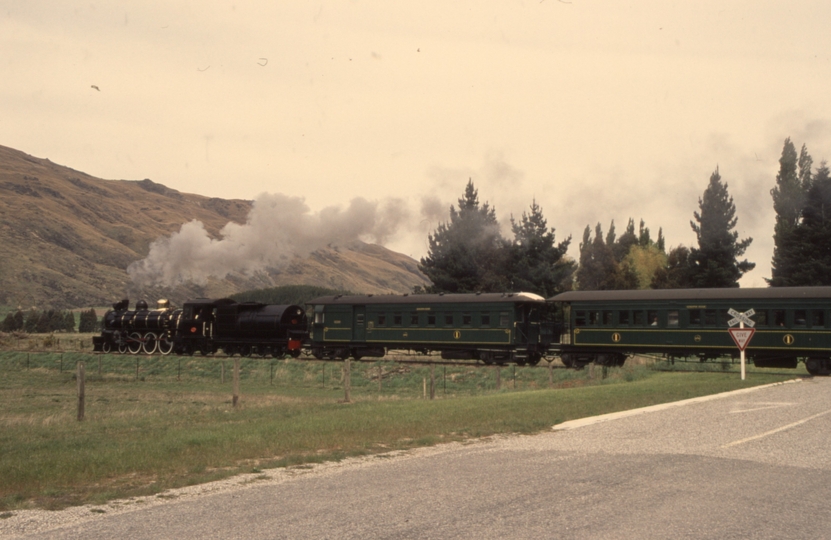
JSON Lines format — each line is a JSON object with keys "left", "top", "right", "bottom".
{"left": 4, "top": 377, "right": 831, "bottom": 539}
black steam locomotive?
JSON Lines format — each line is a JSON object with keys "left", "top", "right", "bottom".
{"left": 93, "top": 298, "right": 308, "bottom": 357}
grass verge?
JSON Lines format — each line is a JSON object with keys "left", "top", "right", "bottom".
{"left": 0, "top": 353, "right": 797, "bottom": 511}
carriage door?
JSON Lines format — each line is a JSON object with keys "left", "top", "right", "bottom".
{"left": 515, "top": 306, "right": 528, "bottom": 343}
{"left": 527, "top": 307, "right": 540, "bottom": 344}
{"left": 353, "top": 306, "right": 366, "bottom": 343}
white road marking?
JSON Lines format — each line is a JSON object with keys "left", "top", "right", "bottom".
{"left": 729, "top": 402, "right": 795, "bottom": 414}
{"left": 552, "top": 380, "right": 801, "bottom": 432}
{"left": 721, "top": 408, "right": 831, "bottom": 448}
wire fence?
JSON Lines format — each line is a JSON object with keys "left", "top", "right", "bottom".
{"left": 0, "top": 349, "right": 613, "bottom": 400}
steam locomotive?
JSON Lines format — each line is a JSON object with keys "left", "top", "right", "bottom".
{"left": 92, "top": 298, "right": 308, "bottom": 357}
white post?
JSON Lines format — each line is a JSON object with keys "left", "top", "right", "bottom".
{"left": 740, "top": 321, "right": 746, "bottom": 381}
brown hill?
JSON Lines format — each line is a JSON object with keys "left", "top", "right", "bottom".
{"left": 0, "top": 145, "right": 429, "bottom": 309}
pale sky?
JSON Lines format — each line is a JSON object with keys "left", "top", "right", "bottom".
{"left": 4, "top": 1, "right": 831, "bottom": 287}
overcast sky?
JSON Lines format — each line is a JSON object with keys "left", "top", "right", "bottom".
{"left": 4, "top": 1, "right": 831, "bottom": 287}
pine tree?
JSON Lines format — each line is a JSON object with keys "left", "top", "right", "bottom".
{"left": 507, "top": 200, "right": 575, "bottom": 296}
{"left": 689, "top": 168, "right": 754, "bottom": 287}
{"left": 419, "top": 180, "right": 509, "bottom": 292}
{"left": 64, "top": 311, "right": 76, "bottom": 332}
{"left": 1, "top": 313, "right": 16, "bottom": 332}
{"left": 770, "top": 139, "right": 810, "bottom": 286}
{"left": 23, "top": 310, "right": 39, "bottom": 333}
{"left": 78, "top": 308, "right": 99, "bottom": 333}
{"left": 13, "top": 310, "right": 24, "bottom": 331}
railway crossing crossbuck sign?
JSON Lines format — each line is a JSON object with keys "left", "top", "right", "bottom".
{"left": 727, "top": 308, "right": 756, "bottom": 380}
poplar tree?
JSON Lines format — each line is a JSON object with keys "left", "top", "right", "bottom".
{"left": 688, "top": 168, "right": 754, "bottom": 287}
{"left": 770, "top": 139, "right": 811, "bottom": 285}
{"left": 785, "top": 163, "right": 831, "bottom": 285}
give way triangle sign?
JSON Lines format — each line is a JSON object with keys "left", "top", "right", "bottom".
{"left": 728, "top": 327, "right": 756, "bottom": 351}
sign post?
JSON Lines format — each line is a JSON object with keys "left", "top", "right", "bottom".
{"left": 728, "top": 308, "right": 756, "bottom": 380}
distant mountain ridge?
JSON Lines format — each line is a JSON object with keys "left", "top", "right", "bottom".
{"left": 0, "top": 145, "right": 429, "bottom": 309}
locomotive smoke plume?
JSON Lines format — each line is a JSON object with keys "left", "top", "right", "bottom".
{"left": 127, "top": 193, "right": 410, "bottom": 287}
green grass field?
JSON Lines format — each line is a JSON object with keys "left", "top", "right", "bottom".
{"left": 0, "top": 350, "right": 800, "bottom": 511}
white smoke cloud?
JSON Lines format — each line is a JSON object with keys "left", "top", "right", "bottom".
{"left": 128, "top": 193, "right": 411, "bottom": 287}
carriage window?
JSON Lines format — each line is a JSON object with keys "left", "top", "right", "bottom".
{"left": 668, "top": 311, "right": 679, "bottom": 327}
{"left": 755, "top": 310, "right": 767, "bottom": 326}
{"left": 794, "top": 310, "right": 807, "bottom": 327}
{"left": 720, "top": 310, "right": 731, "bottom": 325}
{"left": 603, "top": 311, "right": 613, "bottom": 325}
{"left": 648, "top": 310, "right": 659, "bottom": 326}
{"left": 689, "top": 309, "right": 702, "bottom": 325}
{"left": 575, "top": 311, "right": 587, "bottom": 327}
{"left": 377, "top": 314, "right": 386, "bottom": 326}
{"left": 393, "top": 313, "right": 403, "bottom": 326}
{"left": 427, "top": 314, "right": 436, "bottom": 326}
{"left": 704, "top": 310, "right": 717, "bottom": 325}
{"left": 619, "top": 311, "right": 630, "bottom": 325}
{"left": 481, "top": 313, "right": 491, "bottom": 326}
{"left": 445, "top": 313, "right": 454, "bottom": 326}
{"left": 499, "top": 313, "right": 510, "bottom": 327}
{"left": 812, "top": 310, "right": 825, "bottom": 327}
{"left": 410, "top": 313, "right": 419, "bottom": 325}
{"left": 314, "top": 312, "right": 324, "bottom": 324}
{"left": 773, "top": 310, "right": 786, "bottom": 327}
{"left": 462, "top": 313, "right": 472, "bottom": 326}
{"left": 588, "top": 311, "right": 600, "bottom": 325}
{"left": 634, "top": 311, "right": 645, "bottom": 326}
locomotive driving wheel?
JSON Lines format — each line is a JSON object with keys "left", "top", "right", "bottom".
{"left": 142, "top": 333, "right": 158, "bottom": 355}
{"left": 127, "top": 332, "right": 143, "bottom": 354}
{"left": 157, "top": 338, "right": 173, "bottom": 355}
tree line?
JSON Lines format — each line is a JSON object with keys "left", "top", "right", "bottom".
{"left": 1, "top": 308, "right": 99, "bottom": 334}
{"left": 419, "top": 137, "right": 823, "bottom": 295}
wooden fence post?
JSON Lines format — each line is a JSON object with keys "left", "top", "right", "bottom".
{"left": 343, "top": 358, "right": 351, "bottom": 403}
{"left": 77, "top": 361, "right": 85, "bottom": 421}
{"left": 430, "top": 363, "right": 435, "bottom": 400}
{"left": 233, "top": 358, "right": 240, "bottom": 407}
{"left": 221, "top": 361, "right": 225, "bottom": 384}
{"left": 548, "top": 361, "right": 554, "bottom": 388}
{"left": 378, "top": 363, "right": 382, "bottom": 393}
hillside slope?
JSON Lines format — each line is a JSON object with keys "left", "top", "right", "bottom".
{"left": 0, "top": 145, "right": 428, "bottom": 309}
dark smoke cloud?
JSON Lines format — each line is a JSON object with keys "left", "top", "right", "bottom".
{"left": 128, "top": 193, "right": 410, "bottom": 287}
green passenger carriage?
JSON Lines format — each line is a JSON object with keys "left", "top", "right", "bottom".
{"left": 307, "top": 292, "right": 553, "bottom": 365}
{"left": 549, "top": 287, "right": 831, "bottom": 375}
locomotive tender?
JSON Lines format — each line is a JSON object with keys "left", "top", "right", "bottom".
{"left": 549, "top": 286, "right": 831, "bottom": 376}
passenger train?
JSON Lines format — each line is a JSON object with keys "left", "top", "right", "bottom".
{"left": 93, "top": 287, "right": 831, "bottom": 375}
